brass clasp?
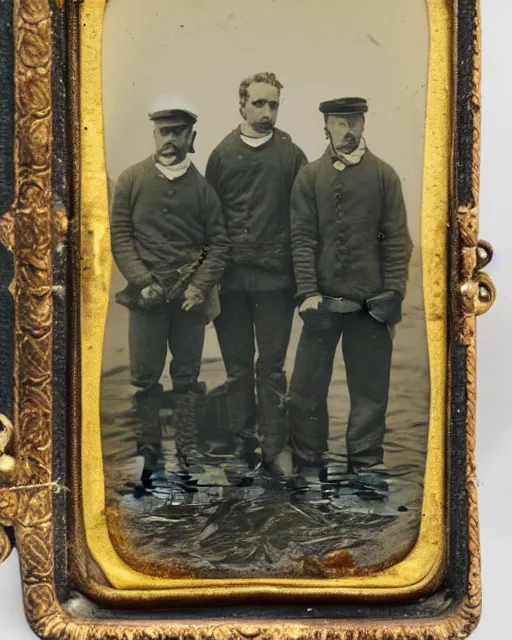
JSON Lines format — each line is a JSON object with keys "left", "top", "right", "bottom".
{"left": 460, "top": 240, "right": 496, "bottom": 316}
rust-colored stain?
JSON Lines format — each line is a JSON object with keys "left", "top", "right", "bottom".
{"left": 54, "top": 0, "right": 65, "bottom": 9}
{"left": 321, "top": 548, "right": 356, "bottom": 570}
{"left": 302, "top": 556, "right": 330, "bottom": 577}
{"left": 105, "top": 502, "right": 195, "bottom": 579}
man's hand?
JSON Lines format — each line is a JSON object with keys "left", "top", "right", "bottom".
{"left": 141, "top": 282, "right": 164, "bottom": 301}
{"left": 182, "top": 284, "right": 204, "bottom": 311}
{"left": 366, "top": 290, "right": 402, "bottom": 325}
{"left": 299, "top": 294, "right": 323, "bottom": 313}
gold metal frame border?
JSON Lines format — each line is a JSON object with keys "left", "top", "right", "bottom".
{"left": 78, "top": 0, "right": 449, "bottom": 599}
{"left": 0, "top": 0, "right": 492, "bottom": 635}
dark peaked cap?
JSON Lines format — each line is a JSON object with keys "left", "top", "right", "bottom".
{"left": 319, "top": 97, "right": 368, "bottom": 115}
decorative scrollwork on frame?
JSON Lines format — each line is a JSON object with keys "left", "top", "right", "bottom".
{"left": 0, "top": 415, "right": 17, "bottom": 563}
{"left": 11, "top": 0, "right": 62, "bottom": 632}
{"left": 0, "top": 414, "right": 16, "bottom": 486}
{"left": 0, "top": 211, "right": 15, "bottom": 254}
{"left": 454, "top": 3, "right": 493, "bottom": 640}
{"left": 457, "top": 4, "right": 496, "bottom": 334}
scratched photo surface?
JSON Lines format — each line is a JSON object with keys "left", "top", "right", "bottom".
{"left": 100, "top": 0, "right": 430, "bottom": 578}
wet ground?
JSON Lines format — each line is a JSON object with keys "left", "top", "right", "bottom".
{"left": 100, "top": 252, "right": 430, "bottom": 578}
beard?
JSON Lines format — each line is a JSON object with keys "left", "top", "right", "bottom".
{"left": 336, "top": 133, "right": 358, "bottom": 155}
{"left": 252, "top": 119, "right": 274, "bottom": 133}
{"left": 157, "top": 145, "right": 180, "bottom": 165}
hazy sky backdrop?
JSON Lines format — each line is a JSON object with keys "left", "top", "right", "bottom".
{"left": 102, "top": 0, "right": 429, "bottom": 242}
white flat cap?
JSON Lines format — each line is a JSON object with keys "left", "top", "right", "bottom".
{"left": 147, "top": 92, "right": 198, "bottom": 123}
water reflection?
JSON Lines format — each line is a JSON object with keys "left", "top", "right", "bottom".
{"left": 101, "top": 258, "right": 429, "bottom": 578}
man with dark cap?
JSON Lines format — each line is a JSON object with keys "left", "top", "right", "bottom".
{"left": 205, "top": 72, "right": 307, "bottom": 479}
{"left": 206, "top": 72, "right": 306, "bottom": 476}
{"left": 110, "top": 93, "right": 230, "bottom": 487}
{"left": 289, "top": 97, "right": 412, "bottom": 488}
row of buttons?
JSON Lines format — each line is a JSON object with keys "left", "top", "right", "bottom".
{"left": 334, "top": 187, "right": 386, "bottom": 240}
{"left": 333, "top": 188, "right": 348, "bottom": 272}
{"left": 160, "top": 187, "right": 178, "bottom": 214}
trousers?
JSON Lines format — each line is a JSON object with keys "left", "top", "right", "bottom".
{"left": 128, "top": 300, "right": 206, "bottom": 453}
{"left": 129, "top": 300, "right": 206, "bottom": 393}
{"left": 288, "top": 311, "right": 393, "bottom": 469}
{"left": 214, "top": 289, "right": 295, "bottom": 461}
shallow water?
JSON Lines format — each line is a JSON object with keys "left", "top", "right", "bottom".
{"left": 100, "top": 254, "right": 430, "bottom": 578}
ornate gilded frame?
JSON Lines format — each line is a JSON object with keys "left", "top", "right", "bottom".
{"left": 0, "top": 0, "right": 496, "bottom": 637}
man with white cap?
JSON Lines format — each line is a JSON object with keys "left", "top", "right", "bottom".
{"left": 110, "top": 93, "right": 230, "bottom": 487}
{"left": 205, "top": 72, "right": 307, "bottom": 480}
{"left": 289, "top": 97, "right": 412, "bottom": 490}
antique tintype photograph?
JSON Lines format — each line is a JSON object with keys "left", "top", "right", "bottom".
{"left": 98, "top": 0, "right": 430, "bottom": 580}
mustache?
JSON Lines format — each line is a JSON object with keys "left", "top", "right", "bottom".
{"left": 333, "top": 134, "right": 357, "bottom": 152}
{"left": 339, "top": 134, "right": 356, "bottom": 145}
{"left": 255, "top": 119, "right": 273, "bottom": 129}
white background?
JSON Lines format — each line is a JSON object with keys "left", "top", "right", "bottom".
{"left": 0, "top": 0, "right": 509, "bottom": 637}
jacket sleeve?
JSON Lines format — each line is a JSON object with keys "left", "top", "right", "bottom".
{"left": 110, "top": 169, "right": 154, "bottom": 288}
{"left": 205, "top": 149, "right": 222, "bottom": 197}
{"left": 190, "top": 182, "right": 231, "bottom": 293}
{"left": 293, "top": 144, "right": 308, "bottom": 177}
{"left": 380, "top": 167, "right": 412, "bottom": 299}
{"left": 290, "top": 166, "right": 320, "bottom": 302}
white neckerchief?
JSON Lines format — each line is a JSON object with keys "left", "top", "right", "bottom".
{"left": 240, "top": 130, "right": 274, "bottom": 148}
{"left": 332, "top": 138, "right": 367, "bottom": 172}
{"left": 155, "top": 155, "right": 191, "bottom": 181}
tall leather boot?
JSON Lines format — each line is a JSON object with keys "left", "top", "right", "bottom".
{"left": 133, "top": 384, "right": 163, "bottom": 487}
{"left": 223, "top": 386, "right": 260, "bottom": 484}
{"left": 173, "top": 390, "right": 206, "bottom": 482}
{"left": 256, "top": 372, "right": 288, "bottom": 478}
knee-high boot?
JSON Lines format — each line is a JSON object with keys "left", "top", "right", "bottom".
{"left": 225, "top": 385, "right": 260, "bottom": 476}
{"left": 133, "top": 384, "right": 163, "bottom": 485}
{"left": 256, "top": 371, "right": 288, "bottom": 476}
{"left": 173, "top": 390, "right": 206, "bottom": 480}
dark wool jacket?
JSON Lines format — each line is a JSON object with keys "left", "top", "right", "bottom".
{"left": 205, "top": 127, "right": 307, "bottom": 291}
{"left": 110, "top": 157, "right": 230, "bottom": 299}
{"left": 290, "top": 148, "right": 412, "bottom": 304}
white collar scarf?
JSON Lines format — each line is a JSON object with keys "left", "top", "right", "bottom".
{"left": 240, "top": 130, "right": 274, "bottom": 148}
{"left": 332, "top": 138, "right": 367, "bottom": 172}
{"left": 154, "top": 155, "right": 191, "bottom": 181}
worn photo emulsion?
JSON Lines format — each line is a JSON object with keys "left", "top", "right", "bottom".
{"left": 98, "top": 0, "right": 430, "bottom": 579}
